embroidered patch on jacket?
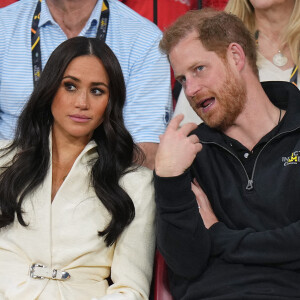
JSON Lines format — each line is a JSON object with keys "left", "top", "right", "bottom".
{"left": 282, "top": 151, "right": 300, "bottom": 166}
{"left": 164, "top": 107, "right": 171, "bottom": 125}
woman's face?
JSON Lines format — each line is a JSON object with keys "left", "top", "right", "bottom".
{"left": 51, "top": 55, "right": 109, "bottom": 144}
{"left": 249, "top": 0, "right": 294, "bottom": 10}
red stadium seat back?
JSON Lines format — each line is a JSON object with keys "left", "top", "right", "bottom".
{"left": 0, "top": 0, "right": 18, "bottom": 8}
{"left": 154, "top": 250, "right": 174, "bottom": 300}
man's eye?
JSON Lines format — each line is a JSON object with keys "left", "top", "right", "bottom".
{"left": 196, "top": 66, "right": 204, "bottom": 72}
{"left": 64, "top": 82, "right": 76, "bottom": 91}
{"left": 178, "top": 77, "right": 186, "bottom": 85}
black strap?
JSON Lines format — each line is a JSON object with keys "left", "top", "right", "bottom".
{"left": 198, "top": 0, "right": 202, "bottom": 9}
{"left": 31, "top": 0, "right": 42, "bottom": 85}
{"left": 290, "top": 65, "right": 299, "bottom": 87}
{"left": 153, "top": 0, "right": 157, "bottom": 25}
{"left": 96, "top": 0, "right": 109, "bottom": 40}
{"left": 172, "top": 81, "right": 182, "bottom": 102}
{"left": 31, "top": 0, "right": 109, "bottom": 87}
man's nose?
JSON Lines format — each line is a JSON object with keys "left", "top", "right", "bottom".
{"left": 184, "top": 78, "right": 202, "bottom": 98}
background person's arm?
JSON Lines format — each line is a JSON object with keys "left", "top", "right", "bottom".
{"left": 122, "top": 31, "right": 172, "bottom": 165}
{"left": 138, "top": 142, "right": 158, "bottom": 170}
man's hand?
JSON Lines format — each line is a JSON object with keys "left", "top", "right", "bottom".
{"left": 191, "top": 178, "right": 218, "bottom": 229}
{"left": 155, "top": 114, "right": 202, "bottom": 177}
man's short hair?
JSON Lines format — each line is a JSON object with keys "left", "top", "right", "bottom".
{"left": 160, "top": 8, "right": 258, "bottom": 77}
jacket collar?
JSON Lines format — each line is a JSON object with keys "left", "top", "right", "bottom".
{"left": 263, "top": 81, "right": 300, "bottom": 132}
{"left": 194, "top": 81, "right": 300, "bottom": 144}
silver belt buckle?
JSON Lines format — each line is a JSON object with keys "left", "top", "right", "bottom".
{"left": 29, "top": 263, "right": 71, "bottom": 280}
{"left": 30, "top": 263, "right": 46, "bottom": 279}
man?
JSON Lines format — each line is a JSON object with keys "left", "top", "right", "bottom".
{"left": 0, "top": 0, "right": 172, "bottom": 169}
{"left": 154, "top": 9, "right": 300, "bottom": 299}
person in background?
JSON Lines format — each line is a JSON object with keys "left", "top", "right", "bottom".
{"left": 225, "top": 0, "right": 300, "bottom": 87}
{"left": 174, "top": 0, "right": 300, "bottom": 125}
{"left": 0, "top": 0, "right": 172, "bottom": 170}
{"left": 155, "top": 8, "right": 300, "bottom": 299}
{"left": 0, "top": 36, "right": 155, "bottom": 300}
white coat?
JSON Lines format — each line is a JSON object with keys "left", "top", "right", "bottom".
{"left": 0, "top": 140, "right": 155, "bottom": 300}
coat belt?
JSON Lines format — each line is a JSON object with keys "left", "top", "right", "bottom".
{"left": 29, "top": 263, "right": 71, "bottom": 280}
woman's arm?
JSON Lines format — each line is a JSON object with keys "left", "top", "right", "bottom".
{"left": 103, "top": 167, "right": 155, "bottom": 300}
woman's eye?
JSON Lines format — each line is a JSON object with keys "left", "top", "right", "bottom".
{"left": 196, "top": 66, "right": 204, "bottom": 72}
{"left": 91, "top": 88, "right": 104, "bottom": 95}
{"left": 64, "top": 82, "right": 76, "bottom": 91}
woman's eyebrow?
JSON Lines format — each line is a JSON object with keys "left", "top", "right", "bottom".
{"left": 91, "top": 82, "right": 109, "bottom": 88}
{"left": 62, "top": 75, "right": 79, "bottom": 81}
{"left": 62, "top": 76, "right": 109, "bottom": 88}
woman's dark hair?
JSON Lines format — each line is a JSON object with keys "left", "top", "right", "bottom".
{"left": 0, "top": 37, "right": 143, "bottom": 246}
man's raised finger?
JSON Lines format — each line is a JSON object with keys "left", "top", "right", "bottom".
{"left": 179, "top": 122, "right": 199, "bottom": 137}
{"left": 165, "top": 114, "right": 185, "bottom": 132}
{"left": 188, "top": 134, "right": 201, "bottom": 145}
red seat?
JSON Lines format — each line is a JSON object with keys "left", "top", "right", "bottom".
{"left": 0, "top": 0, "right": 18, "bottom": 8}
{"left": 154, "top": 250, "right": 174, "bottom": 300}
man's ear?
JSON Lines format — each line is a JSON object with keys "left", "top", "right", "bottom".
{"left": 227, "top": 43, "right": 246, "bottom": 72}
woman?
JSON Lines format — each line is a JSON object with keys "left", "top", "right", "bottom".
{"left": 0, "top": 37, "right": 155, "bottom": 300}
{"left": 225, "top": 0, "right": 300, "bottom": 86}
{"left": 174, "top": 0, "right": 300, "bottom": 125}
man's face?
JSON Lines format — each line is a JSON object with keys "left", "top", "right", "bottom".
{"left": 169, "top": 31, "right": 246, "bottom": 131}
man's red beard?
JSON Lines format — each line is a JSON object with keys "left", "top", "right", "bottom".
{"left": 190, "top": 71, "right": 247, "bottom": 131}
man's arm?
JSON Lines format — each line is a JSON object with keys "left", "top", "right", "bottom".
{"left": 155, "top": 115, "right": 210, "bottom": 279}
{"left": 155, "top": 171, "right": 211, "bottom": 279}
{"left": 192, "top": 182, "right": 300, "bottom": 270}
{"left": 209, "top": 221, "right": 300, "bottom": 270}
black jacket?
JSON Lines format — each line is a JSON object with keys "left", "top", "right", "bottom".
{"left": 155, "top": 82, "right": 300, "bottom": 299}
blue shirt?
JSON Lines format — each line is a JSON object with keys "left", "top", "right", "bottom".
{"left": 0, "top": 0, "right": 172, "bottom": 142}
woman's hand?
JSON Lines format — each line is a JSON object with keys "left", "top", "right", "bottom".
{"left": 191, "top": 178, "right": 218, "bottom": 229}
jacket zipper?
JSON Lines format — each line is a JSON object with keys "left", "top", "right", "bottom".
{"left": 200, "top": 141, "right": 252, "bottom": 190}
{"left": 200, "top": 127, "right": 300, "bottom": 191}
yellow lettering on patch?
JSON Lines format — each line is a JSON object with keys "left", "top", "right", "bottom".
{"left": 288, "top": 153, "right": 298, "bottom": 162}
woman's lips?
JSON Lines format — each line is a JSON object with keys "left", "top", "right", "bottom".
{"left": 69, "top": 114, "right": 91, "bottom": 123}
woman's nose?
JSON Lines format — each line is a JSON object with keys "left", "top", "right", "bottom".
{"left": 75, "top": 90, "right": 89, "bottom": 109}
